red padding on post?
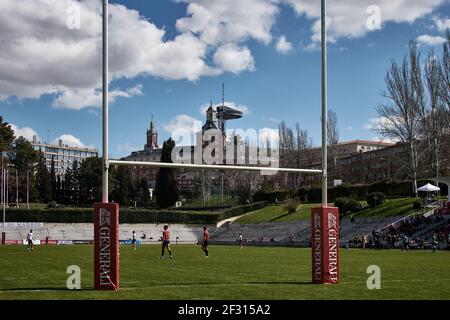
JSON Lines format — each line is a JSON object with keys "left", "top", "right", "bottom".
{"left": 94, "top": 203, "right": 119, "bottom": 290}
{"left": 311, "top": 206, "right": 340, "bottom": 284}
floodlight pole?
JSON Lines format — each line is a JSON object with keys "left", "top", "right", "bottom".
{"left": 102, "top": 0, "right": 109, "bottom": 203}
{"left": 321, "top": 0, "right": 328, "bottom": 207}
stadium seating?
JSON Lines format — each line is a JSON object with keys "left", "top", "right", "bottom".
{"left": 209, "top": 216, "right": 404, "bottom": 247}
{"left": 3, "top": 223, "right": 215, "bottom": 244}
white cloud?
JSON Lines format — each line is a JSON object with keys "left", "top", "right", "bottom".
{"left": 199, "top": 101, "right": 251, "bottom": 116}
{"left": 52, "top": 134, "right": 89, "bottom": 148}
{"left": 53, "top": 84, "right": 144, "bottom": 110}
{"left": 434, "top": 17, "right": 450, "bottom": 32}
{"left": 275, "top": 35, "right": 293, "bottom": 53}
{"left": 213, "top": 43, "right": 255, "bottom": 74}
{"left": 364, "top": 116, "right": 402, "bottom": 133}
{"left": 284, "top": 0, "right": 445, "bottom": 45}
{"left": 364, "top": 117, "right": 385, "bottom": 130}
{"left": 263, "top": 117, "right": 282, "bottom": 123}
{"left": 8, "top": 124, "right": 39, "bottom": 141}
{"left": 163, "top": 115, "right": 203, "bottom": 135}
{"left": 175, "top": 0, "right": 279, "bottom": 45}
{"left": 0, "top": 0, "right": 217, "bottom": 108}
{"left": 117, "top": 142, "right": 140, "bottom": 153}
{"left": 0, "top": 0, "right": 445, "bottom": 109}
{"left": 417, "top": 34, "right": 447, "bottom": 46}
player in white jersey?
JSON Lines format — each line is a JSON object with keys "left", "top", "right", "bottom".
{"left": 27, "top": 229, "right": 34, "bottom": 252}
{"left": 132, "top": 230, "right": 137, "bottom": 250}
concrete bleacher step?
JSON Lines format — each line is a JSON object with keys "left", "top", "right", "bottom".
{"left": 3, "top": 223, "right": 215, "bottom": 244}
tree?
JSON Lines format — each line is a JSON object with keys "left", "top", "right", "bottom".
{"left": 79, "top": 157, "right": 102, "bottom": 204}
{"left": 423, "top": 50, "right": 448, "bottom": 180}
{"left": 278, "top": 121, "right": 295, "bottom": 188}
{"left": 136, "top": 178, "right": 151, "bottom": 207}
{"left": 278, "top": 121, "right": 314, "bottom": 189}
{"left": 376, "top": 42, "right": 422, "bottom": 197}
{"left": 10, "top": 137, "right": 38, "bottom": 202}
{"left": 0, "top": 116, "right": 14, "bottom": 165}
{"left": 50, "top": 156, "right": 56, "bottom": 201}
{"left": 70, "top": 160, "right": 81, "bottom": 205}
{"left": 111, "top": 166, "right": 134, "bottom": 206}
{"left": 62, "top": 161, "right": 80, "bottom": 205}
{"left": 327, "top": 109, "right": 340, "bottom": 180}
{"left": 294, "top": 123, "right": 313, "bottom": 187}
{"left": 155, "top": 138, "right": 179, "bottom": 208}
{"left": 36, "top": 153, "right": 51, "bottom": 203}
{"left": 0, "top": 117, "right": 14, "bottom": 203}
{"left": 440, "top": 29, "right": 450, "bottom": 111}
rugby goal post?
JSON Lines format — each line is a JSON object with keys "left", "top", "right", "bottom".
{"left": 94, "top": 0, "right": 338, "bottom": 291}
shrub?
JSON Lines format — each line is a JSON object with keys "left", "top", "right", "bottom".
{"left": 47, "top": 201, "right": 59, "bottom": 209}
{"left": 334, "top": 197, "right": 362, "bottom": 215}
{"left": 285, "top": 198, "right": 300, "bottom": 214}
{"left": 367, "top": 192, "right": 386, "bottom": 208}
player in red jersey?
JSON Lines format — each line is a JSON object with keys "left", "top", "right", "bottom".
{"left": 202, "top": 226, "right": 209, "bottom": 258}
{"left": 160, "top": 225, "right": 172, "bottom": 259}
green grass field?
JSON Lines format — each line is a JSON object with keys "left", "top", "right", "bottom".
{"left": 235, "top": 198, "right": 420, "bottom": 224}
{"left": 1, "top": 244, "right": 449, "bottom": 300}
{"left": 235, "top": 203, "right": 316, "bottom": 224}
{"left": 353, "top": 198, "right": 419, "bottom": 218}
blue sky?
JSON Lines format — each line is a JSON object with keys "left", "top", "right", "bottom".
{"left": 0, "top": 0, "right": 449, "bottom": 158}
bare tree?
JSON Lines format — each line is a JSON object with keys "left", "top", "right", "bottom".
{"left": 376, "top": 42, "right": 422, "bottom": 196}
{"left": 423, "top": 50, "right": 449, "bottom": 180}
{"left": 278, "top": 121, "right": 295, "bottom": 188}
{"left": 440, "top": 30, "right": 450, "bottom": 111}
{"left": 327, "top": 109, "right": 340, "bottom": 180}
{"left": 295, "top": 123, "right": 312, "bottom": 187}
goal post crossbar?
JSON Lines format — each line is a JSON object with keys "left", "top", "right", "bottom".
{"left": 108, "top": 160, "right": 322, "bottom": 175}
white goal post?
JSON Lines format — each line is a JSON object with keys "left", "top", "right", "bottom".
{"left": 101, "top": 0, "right": 329, "bottom": 207}
{"left": 93, "top": 0, "right": 340, "bottom": 290}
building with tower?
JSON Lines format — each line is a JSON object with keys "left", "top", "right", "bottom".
{"left": 145, "top": 116, "right": 159, "bottom": 150}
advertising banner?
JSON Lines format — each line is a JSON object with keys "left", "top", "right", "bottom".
{"left": 41, "top": 240, "right": 58, "bottom": 245}
{"left": 5, "top": 240, "right": 22, "bottom": 245}
{"left": 311, "top": 207, "right": 340, "bottom": 284}
{"left": 94, "top": 203, "right": 119, "bottom": 291}
{"left": 22, "top": 240, "right": 41, "bottom": 245}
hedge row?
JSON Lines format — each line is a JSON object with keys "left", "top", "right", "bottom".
{"left": 3, "top": 201, "right": 269, "bottom": 225}
{"left": 252, "top": 190, "right": 290, "bottom": 203}
{"left": 299, "top": 179, "right": 447, "bottom": 202}
{"left": 3, "top": 208, "right": 217, "bottom": 224}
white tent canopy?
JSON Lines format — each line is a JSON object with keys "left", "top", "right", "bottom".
{"left": 417, "top": 183, "right": 440, "bottom": 192}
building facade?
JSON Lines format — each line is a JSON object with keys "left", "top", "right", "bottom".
{"left": 31, "top": 136, "right": 98, "bottom": 176}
